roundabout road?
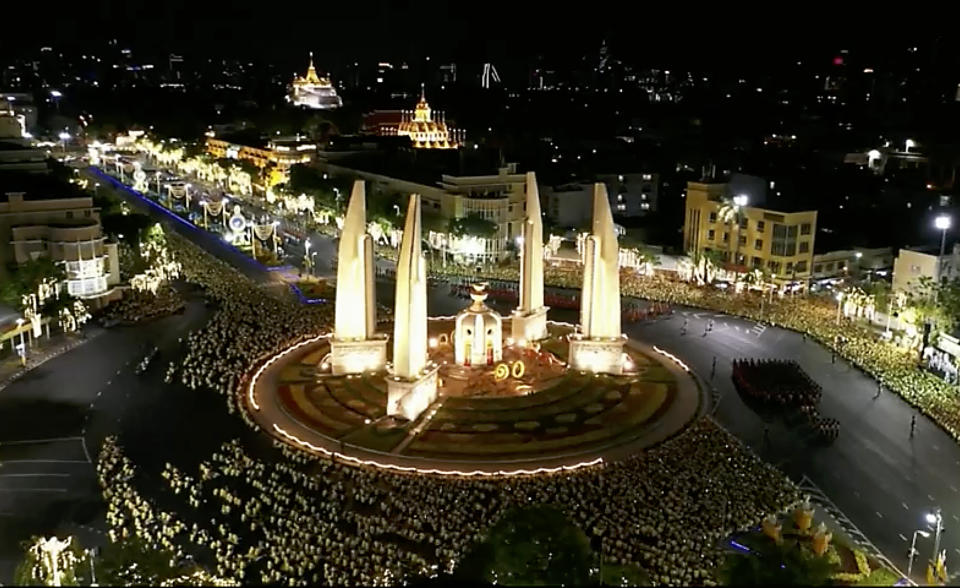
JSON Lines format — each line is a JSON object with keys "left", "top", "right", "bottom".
{"left": 616, "top": 305, "right": 960, "bottom": 577}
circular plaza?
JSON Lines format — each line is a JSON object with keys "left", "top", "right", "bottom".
{"left": 242, "top": 319, "right": 703, "bottom": 474}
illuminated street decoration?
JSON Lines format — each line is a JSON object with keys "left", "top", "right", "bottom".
{"left": 287, "top": 52, "right": 343, "bottom": 110}
{"left": 26, "top": 536, "right": 78, "bottom": 587}
{"left": 132, "top": 161, "right": 148, "bottom": 192}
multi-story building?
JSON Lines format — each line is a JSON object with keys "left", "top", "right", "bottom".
{"left": 683, "top": 181, "right": 818, "bottom": 290}
{"left": 892, "top": 245, "right": 960, "bottom": 295}
{"left": 205, "top": 134, "right": 317, "bottom": 174}
{"left": 811, "top": 247, "right": 894, "bottom": 283}
{"left": 1, "top": 191, "right": 120, "bottom": 306}
{"left": 543, "top": 173, "right": 658, "bottom": 226}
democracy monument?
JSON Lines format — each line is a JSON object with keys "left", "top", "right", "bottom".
{"left": 242, "top": 173, "right": 703, "bottom": 473}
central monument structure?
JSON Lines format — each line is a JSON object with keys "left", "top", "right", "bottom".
{"left": 568, "top": 183, "right": 625, "bottom": 374}
{"left": 330, "top": 181, "right": 387, "bottom": 374}
{"left": 511, "top": 172, "right": 550, "bottom": 343}
{"left": 386, "top": 194, "right": 439, "bottom": 419}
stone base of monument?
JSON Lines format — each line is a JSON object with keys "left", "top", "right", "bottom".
{"left": 329, "top": 337, "right": 388, "bottom": 375}
{"left": 568, "top": 336, "right": 625, "bottom": 375}
{"left": 510, "top": 306, "right": 549, "bottom": 342}
{"left": 386, "top": 365, "right": 440, "bottom": 421}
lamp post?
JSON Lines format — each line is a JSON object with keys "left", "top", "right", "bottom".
{"left": 185, "top": 183, "right": 192, "bottom": 209}
{"left": 304, "top": 239, "right": 312, "bottom": 273}
{"left": 935, "top": 215, "right": 951, "bottom": 280}
{"left": 926, "top": 508, "right": 944, "bottom": 573}
{"left": 15, "top": 318, "right": 26, "bottom": 366}
{"left": 58, "top": 131, "right": 70, "bottom": 154}
{"left": 908, "top": 529, "right": 930, "bottom": 578}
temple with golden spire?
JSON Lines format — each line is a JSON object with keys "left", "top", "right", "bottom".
{"left": 288, "top": 52, "right": 342, "bottom": 110}
{"left": 395, "top": 85, "right": 462, "bottom": 149}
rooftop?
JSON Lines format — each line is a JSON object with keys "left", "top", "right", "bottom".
{"left": 0, "top": 170, "right": 86, "bottom": 202}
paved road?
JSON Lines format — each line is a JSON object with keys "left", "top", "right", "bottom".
{"left": 0, "top": 285, "right": 215, "bottom": 582}
{"left": 617, "top": 307, "right": 960, "bottom": 579}
{"left": 7, "top": 166, "right": 955, "bottom": 582}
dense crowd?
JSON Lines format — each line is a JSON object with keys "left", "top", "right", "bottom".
{"left": 103, "top": 286, "right": 185, "bottom": 325}
{"left": 100, "top": 420, "right": 802, "bottom": 586}
{"left": 87, "top": 232, "right": 807, "bottom": 586}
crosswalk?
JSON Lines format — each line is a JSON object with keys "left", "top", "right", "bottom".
{"left": 677, "top": 310, "right": 768, "bottom": 339}
{"left": 797, "top": 475, "right": 905, "bottom": 578}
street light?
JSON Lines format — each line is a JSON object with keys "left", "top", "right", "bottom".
{"left": 58, "top": 131, "right": 70, "bottom": 154}
{"left": 935, "top": 215, "right": 951, "bottom": 279}
{"left": 908, "top": 529, "right": 930, "bottom": 578}
{"left": 15, "top": 318, "right": 26, "bottom": 366}
{"left": 926, "top": 508, "right": 943, "bottom": 570}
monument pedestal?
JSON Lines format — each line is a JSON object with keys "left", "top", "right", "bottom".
{"left": 568, "top": 336, "right": 625, "bottom": 375}
{"left": 387, "top": 365, "right": 440, "bottom": 421}
{"left": 511, "top": 306, "right": 549, "bottom": 343}
{"left": 330, "top": 336, "right": 388, "bottom": 375}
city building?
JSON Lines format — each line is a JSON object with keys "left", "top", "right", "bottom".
{"left": 205, "top": 134, "right": 317, "bottom": 174}
{"left": 287, "top": 53, "right": 342, "bottom": 110}
{"left": 542, "top": 172, "right": 658, "bottom": 226}
{"left": 362, "top": 87, "right": 463, "bottom": 149}
{"left": 811, "top": 247, "right": 894, "bottom": 283}
{"left": 892, "top": 244, "right": 960, "bottom": 294}
{"left": 0, "top": 93, "right": 37, "bottom": 134}
{"left": 683, "top": 181, "right": 818, "bottom": 290}
{"left": 1, "top": 191, "right": 120, "bottom": 306}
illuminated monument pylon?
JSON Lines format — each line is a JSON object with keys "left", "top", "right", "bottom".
{"left": 568, "top": 183, "right": 625, "bottom": 374}
{"left": 330, "top": 180, "right": 388, "bottom": 374}
{"left": 511, "top": 171, "right": 549, "bottom": 343}
{"left": 387, "top": 194, "right": 439, "bottom": 420}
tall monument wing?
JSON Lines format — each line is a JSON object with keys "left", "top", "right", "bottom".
{"left": 511, "top": 172, "right": 549, "bottom": 341}
{"left": 330, "top": 180, "right": 386, "bottom": 375}
{"left": 335, "top": 180, "right": 375, "bottom": 340}
{"left": 392, "top": 194, "right": 428, "bottom": 379}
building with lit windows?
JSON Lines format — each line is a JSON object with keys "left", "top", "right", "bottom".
{"left": 542, "top": 172, "right": 658, "bottom": 227}
{"left": 205, "top": 134, "right": 317, "bottom": 173}
{"left": 1, "top": 191, "right": 120, "bottom": 306}
{"left": 287, "top": 53, "right": 342, "bottom": 110}
{"left": 683, "top": 181, "right": 817, "bottom": 291}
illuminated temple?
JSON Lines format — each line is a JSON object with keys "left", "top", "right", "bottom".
{"left": 287, "top": 53, "right": 342, "bottom": 110}
{"left": 395, "top": 86, "right": 462, "bottom": 149}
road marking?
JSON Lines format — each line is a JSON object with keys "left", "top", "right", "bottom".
{"left": 0, "top": 488, "right": 68, "bottom": 493}
{"left": 950, "top": 485, "right": 958, "bottom": 493}
{"left": 0, "top": 436, "right": 83, "bottom": 445}
{"left": 875, "top": 511, "right": 883, "bottom": 518}
{"left": 81, "top": 437, "right": 91, "bottom": 463}
{"left": 932, "top": 444, "right": 939, "bottom": 451}
{"left": 928, "top": 494, "right": 935, "bottom": 502}
{"left": 899, "top": 533, "right": 908, "bottom": 541}
{"left": 0, "top": 473, "right": 70, "bottom": 478}
{"left": 902, "top": 502, "right": 909, "bottom": 510}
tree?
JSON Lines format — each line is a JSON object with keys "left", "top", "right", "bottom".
{"left": 0, "top": 258, "right": 66, "bottom": 310}
{"left": 906, "top": 275, "right": 960, "bottom": 341}
{"left": 448, "top": 214, "right": 498, "bottom": 239}
{"left": 14, "top": 535, "right": 91, "bottom": 586}
{"left": 717, "top": 533, "right": 837, "bottom": 586}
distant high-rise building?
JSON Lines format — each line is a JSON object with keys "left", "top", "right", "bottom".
{"left": 439, "top": 63, "right": 456, "bottom": 84}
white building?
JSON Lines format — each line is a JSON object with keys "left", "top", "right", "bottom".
{"left": 892, "top": 244, "right": 960, "bottom": 295}
{"left": 287, "top": 53, "right": 342, "bottom": 110}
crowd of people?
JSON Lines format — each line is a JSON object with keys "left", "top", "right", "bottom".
{"left": 84, "top": 231, "right": 810, "bottom": 586}
{"left": 731, "top": 359, "right": 838, "bottom": 442}
{"left": 100, "top": 420, "right": 803, "bottom": 586}
{"left": 102, "top": 286, "right": 186, "bottom": 325}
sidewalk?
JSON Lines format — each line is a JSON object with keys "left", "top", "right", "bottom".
{"left": 0, "top": 328, "right": 104, "bottom": 393}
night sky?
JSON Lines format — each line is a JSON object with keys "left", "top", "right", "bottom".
{"left": 1, "top": 2, "right": 937, "bottom": 71}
